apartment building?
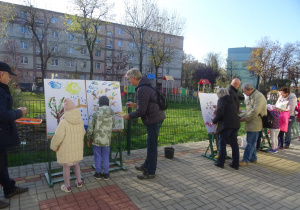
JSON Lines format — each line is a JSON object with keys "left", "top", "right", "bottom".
{"left": 0, "top": 2, "right": 184, "bottom": 87}
{"left": 227, "top": 47, "right": 257, "bottom": 85}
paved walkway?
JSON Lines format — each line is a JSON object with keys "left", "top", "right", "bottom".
{"left": 2, "top": 138, "right": 300, "bottom": 210}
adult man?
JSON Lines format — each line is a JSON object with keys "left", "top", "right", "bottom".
{"left": 0, "top": 62, "right": 28, "bottom": 208}
{"left": 227, "top": 78, "right": 244, "bottom": 111}
{"left": 239, "top": 83, "right": 267, "bottom": 167}
{"left": 123, "top": 68, "right": 165, "bottom": 179}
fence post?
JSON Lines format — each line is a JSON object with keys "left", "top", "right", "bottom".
{"left": 127, "top": 98, "right": 133, "bottom": 155}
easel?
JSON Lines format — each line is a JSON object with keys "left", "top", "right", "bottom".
{"left": 45, "top": 131, "right": 126, "bottom": 187}
{"left": 202, "top": 133, "right": 217, "bottom": 161}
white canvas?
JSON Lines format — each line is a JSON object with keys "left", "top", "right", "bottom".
{"left": 198, "top": 93, "right": 218, "bottom": 133}
{"left": 44, "top": 79, "right": 124, "bottom": 136}
{"left": 86, "top": 80, "right": 124, "bottom": 130}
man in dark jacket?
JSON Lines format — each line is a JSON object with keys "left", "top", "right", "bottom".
{"left": 212, "top": 88, "right": 240, "bottom": 169}
{"left": 123, "top": 68, "right": 165, "bottom": 179}
{"left": 227, "top": 78, "right": 244, "bottom": 111}
{"left": 0, "top": 62, "right": 28, "bottom": 208}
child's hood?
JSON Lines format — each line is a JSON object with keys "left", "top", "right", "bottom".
{"left": 63, "top": 108, "right": 83, "bottom": 124}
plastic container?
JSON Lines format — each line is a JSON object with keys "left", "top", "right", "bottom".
{"left": 164, "top": 147, "right": 175, "bottom": 159}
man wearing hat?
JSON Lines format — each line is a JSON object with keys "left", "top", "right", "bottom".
{"left": 0, "top": 62, "right": 28, "bottom": 208}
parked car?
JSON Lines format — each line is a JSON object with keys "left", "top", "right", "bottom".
{"left": 19, "top": 83, "right": 31, "bottom": 92}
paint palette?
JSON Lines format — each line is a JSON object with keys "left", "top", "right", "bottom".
{"left": 15, "top": 118, "right": 42, "bottom": 125}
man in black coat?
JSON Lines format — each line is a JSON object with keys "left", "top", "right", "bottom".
{"left": 227, "top": 78, "right": 244, "bottom": 111}
{"left": 0, "top": 62, "right": 28, "bottom": 208}
{"left": 123, "top": 68, "right": 165, "bottom": 179}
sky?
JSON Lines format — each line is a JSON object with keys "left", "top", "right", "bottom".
{"left": 2, "top": 0, "right": 300, "bottom": 65}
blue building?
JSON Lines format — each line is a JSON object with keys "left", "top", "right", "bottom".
{"left": 227, "top": 47, "right": 257, "bottom": 85}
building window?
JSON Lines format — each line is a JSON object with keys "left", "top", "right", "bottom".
{"left": 129, "top": 42, "right": 134, "bottom": 48}
{"left": 20, "top": 26, "right": 28, "bottom": 34}
{"left": 19, "top": 10, "right": 27, "bottom": 18}
{"left": 37, "top": 34, "right": 43, "bottom": 40}
{"left": 80, "top": 74, "right": 85, "bottom": 80}
{"left": 106, "top": 38, "right": 113, "bottom": 48}
{"left": 118, "top": 28, "right": 123, "bottom": 34}
{"left": 52, "top": 46, "right": 58, "bottom": 52}
{"left": 36, "top": 64, "right": 41, "bottom": 69}
{"left": 129, "top": 54, "right": 134, "bottom": 60}
{"left": 167, "top": 37, "right": 172, "bottom": 43}
{"left": 95, "top": 50, "right": 101, "bottom": 57}
{"left": 21, "top": 56, "right": 28, "bottom": 64}
{"left": 51, "top": 17, "right": 58, "bottom": 24}
{"left": 81, "top": 62, "right": 87, "bottom": 68}
{"left": 67, "top": 19, "right": 73, "bottom": 25}
{"left": 68, "top": 33, "right": 74, "bottom": 40}
{"left": 20, "top": 41, "right": 28, "bottom": 49}
{"left": 81, "top": 48, "right": 87, "bottom": 54}
{"left": 51, "top": 73, "right": 59, "bottom": 79}
{"left": 67, "top": 47, "right": 74, "bottom": 54}
{"left": 51, "top": 59, "right": 59, "bottom": 66}
{"left": 36, "top": 19, "right": 44, "bottom": 26}
{"left": 36, "top": 48, "right": 40, "bottom": 54}
{"left": 118, "top": 40, "right": 123, "bottom": 47}
{"left": 95, "top": 63, "right": 101, "bottom": 69}
{"left": 97, "top": 25, "right": 102, "bottom": 31}
{"left": 51, "top": 30, "right": 58, "bottom": 38}
{"left": 118, "top": 53, "right": 123, "bottom": 59}
{"left": 81, "top": 35, "right": 85, "bottom": 42}
{"left": 107, "top": 31, "right": 112, "bottom": 36}
{"left": 67, "top": 60, "right": 73, "bottom": 67}
{"left": 95, "top": 38, "right": 101, "bottom": 44}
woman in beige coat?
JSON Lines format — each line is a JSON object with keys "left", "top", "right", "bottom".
{"left": 50, "top": 98, "right": 86, "bottom": 192}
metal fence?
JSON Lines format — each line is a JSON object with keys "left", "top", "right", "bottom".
{"left": 7, "top": 100, "right": 206, "bottom": 167}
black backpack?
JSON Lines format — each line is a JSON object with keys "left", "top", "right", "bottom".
{"left": 260, "top": 110, "right": 274, "bottom": 128}
{"left": 138, "top": 84, "right": 168, "bottom": 111}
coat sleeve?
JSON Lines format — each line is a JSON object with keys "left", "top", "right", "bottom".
{"left": 0, "top": 89, "right": 23, "bottom": 123}
{"left": 50, "top": 121, "right": 66, "bottom": 151}
{"left": 86, "top": 113, "right": 96, "bottom": 141}
{"left": 129, "top": 87, "right": 150, "bottom": 119}
{"left": 212, "top": 98, "right": 226, "bottom": 124}
{"left": 245, "top": 94, "right": 266, "bottom": 122}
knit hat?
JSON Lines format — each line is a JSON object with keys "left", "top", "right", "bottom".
{"left": 64, "top": 98, "right": 76, "bottom": 112}
{"left": 275, "top": 101, "right": 287, "bottom": 111}
{"left": 99, "top": 96, "right": 109, "bottom": 107}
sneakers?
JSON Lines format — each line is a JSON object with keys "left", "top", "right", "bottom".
{"left": 61, "top": 185, "right": 71, "bottom": 193}
{"left": 214, "top": 162, "right": 224, "bottom": 169}
{"left": 135, "top": 165, "right": 146, "bottom": 172}
{"left": 250, "top": 160, "right": 258, "bottom": 164}
{"left": 284, "top": 145, "right": 289, "bottom": 149}
{"left": 103, "top": 173, "right": 110, "bottom": 181}
{"left": 269, "top": 149, "right": 278, "bottom": 153}
{"left": 0, "top": 200, "right": 9, "bottom": 209}
{"left": 94, "top": 172, "right": 102, "bottom": 180}
{"left": 239, "top": 161, "right": 248, "bottom": 167}
{"left": 75, "top": 180, "right": 82, "bottom": 188}
{"left": 137, "top": 172, "right": 155, "bottom": 180}
{"left": 279, "top": 147, "right": 284, "bottom": 150}
{"left": 5, "top": 187, "right": 29, "bottom": 198}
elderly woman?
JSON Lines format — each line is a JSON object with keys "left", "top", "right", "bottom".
{"left": 212, "top": 88, "right": 240, "bottom": 169}
{"left": 275, "top": 86, "right": 297, "bottom": 149}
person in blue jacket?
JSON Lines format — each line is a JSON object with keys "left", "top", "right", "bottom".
{"left": 0, "top": 62, "right": 28, "bottom": 208}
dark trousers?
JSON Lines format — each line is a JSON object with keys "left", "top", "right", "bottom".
{"left": 143, "top": 121, "right": 163, "bottom": 175}
{"left": 278, "top": 131, "right": 285, "bottom": 147}
{"left": 217, "top": 128, "right": 240, "bottom": 167}
{"left": 285, "top": 116, "right": 295, "bottom": 146}
{"left": 256, "top": 130, "right": 263, "bottom": 150}
{"left": 0, "top": 149, "right": 16, "bottom": 196}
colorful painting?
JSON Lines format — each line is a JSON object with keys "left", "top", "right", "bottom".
{"left": 44, "top": 79, "right": 124, "bottom": 136}
{"left": 44, "top": 79, "right": 88, "bottom": 136}
{"left": 198, "top": 93, "right": 218, "bottom": 133}
{"left": 86, "top": 80, "right": 124, "bottom": 129}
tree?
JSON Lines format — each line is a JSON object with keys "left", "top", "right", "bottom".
{"left": 122, "top": 0, "right": 158, "bottom": 72}
{"left": 2, "top": 40, "right": 22, "bottom": 77}
{"left": 195, "top": 64, "right": 219, "bottom": 90}
{"left": 48, "top": 97, "right": 65, "bottom": 125}
{"left": 225, "top": 57, "right": 239, "bottom": 81}
{"left": 147, "top": 9, "right": 185, "bottom": 86}
{"left": 65, "top": 0, "right": 114, "bottom": 80}
{"left": 182, "top": 53, "right": 200, "bottom": 89}
{"left": 204, "top": 52, "right": 223, "bottom": 72}
{"left": 17, "top": 1, "right": 64, "bottom": 79}
{"left": 0, "top": 2, "right": 16, "bottom": 41}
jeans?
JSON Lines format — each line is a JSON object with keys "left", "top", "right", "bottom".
{"left": 243, "top": 131, "right": 259, "bottom": 163}
{"left": 285, "top": 116, "right": 295, "bottom": 146}
{"left": 256, "top": 130, "right": 263, "bottom": 150}
{"left": 93, "top": 146, "right": 110, "bottom": 174}
{"left": 0, "top": 149, "right": 16, "bottom": 196}
{"left": 142, "top": 121, "right": 163, "bottom": 175}
{"left": 217, "top": 128, "right": 239, "bottom": 167}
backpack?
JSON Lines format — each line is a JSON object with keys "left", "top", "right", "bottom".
{"left": 138, "top": 84, "right": 168, "bottom": 111}
{"left": 260, "top": 109, "right": 274, "bottom": 128}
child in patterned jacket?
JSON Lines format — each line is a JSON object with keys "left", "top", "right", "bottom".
{"left": 267, "top": 104, "right": 280, "bottom": 153}
{"left": 87, "top": 96, "right": 115, "bottom": 180}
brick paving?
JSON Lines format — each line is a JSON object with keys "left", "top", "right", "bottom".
{"left": 1, "top": 139, "right": 300, "bottom": 209}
